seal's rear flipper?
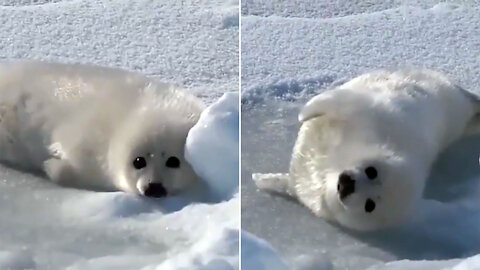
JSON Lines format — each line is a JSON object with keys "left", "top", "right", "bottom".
{"left": 299, "top": 91, "right": 338, "bottom": 122}
{"left": 299, "top": 88, "right": 368, "bottom": 122}
{"left": 252, "top": 173, "right": 295, "bottom": 198}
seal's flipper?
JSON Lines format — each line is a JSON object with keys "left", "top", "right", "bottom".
{"left": 48, "top": 142, "right": 66, "bottom": 160}
{"left": 299, "top": 91, "right": 337, "bottom": 122}
{"left": 252, "top": 173, "right": 295, "bottom": 198}
{"left": 299, "top": 88, "right": 367, "bottom": 122}
{"left": 43, "top": 158, "right": 75, "bottom": 184}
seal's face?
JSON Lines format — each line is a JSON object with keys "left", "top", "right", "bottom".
{"left": 324, "top": 154, "right": 422, "bottom": 231}
{"left": 296, "top": 116, "right": 425, "bottom": 231}
{"left": 127, "top": 134, "right": 197, "bottom": 198}
{"left": 109, "top": 106, "right": 200, "bottom": 197}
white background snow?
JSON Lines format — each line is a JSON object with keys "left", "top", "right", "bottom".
{"left": 241, "top": 1, "right": 480, "bottom": 270}
{"left": 0, "top": 0, "right": 239, "bottom": 269}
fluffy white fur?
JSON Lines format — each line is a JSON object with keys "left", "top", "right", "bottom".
{"left": 253, "top": 69, "right": 480, "bottom": 231}
{"left": 0, "top": 61, "right": 204, "bottom": 196}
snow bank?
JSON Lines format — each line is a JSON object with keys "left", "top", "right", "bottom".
{"left": 186, "top": 92, "right": 239, "bottom": 201}
{"left": 241, "top": 231, "right": 289, "bottom": 270}
{"left": 64, "top": 196, "right": 239, "bottom": 270}
{"left": 367, "top": 254, "right": 480, "bottom": 270}
{"left": 0, "top": 250, "right": 35, "bottom": 270}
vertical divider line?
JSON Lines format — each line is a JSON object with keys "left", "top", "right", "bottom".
{"left": 238, "top": 0, "right": 243, "bottom": 269}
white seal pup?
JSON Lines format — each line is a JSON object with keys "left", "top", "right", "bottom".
{"left": 253, "top": 69, "right": 480, "bottom": 231}
{"left": 0, "top": 61, "right": 204, "bottom": 197}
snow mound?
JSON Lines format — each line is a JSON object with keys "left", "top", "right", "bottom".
{"left": 186, "top": 92, "right": 239, "bottom": 201}
{"left": 0, "top": 250, "right": 35, "bottom": 270}
{"left": 60, "top": 192, "right": 160, "bottom": 221}
{"left": 241, "top": 231, "right": 289, "bottom": 270}
{"left": 65, "top": 197, "right": 239, "bottom": 270}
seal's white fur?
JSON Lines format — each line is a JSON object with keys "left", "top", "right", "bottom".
{"left": 0, "top": 61, "right": 204, "bottom": 196}
{"left": 253, "top": 69, "right": 480, "bottom": 231}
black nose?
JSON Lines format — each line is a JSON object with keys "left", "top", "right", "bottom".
{"left": 144, "top": 183, "right": 168, "bottom": 198}
{"left": 365, "top": 198, "right": 376, "bottom": 213}
{"left": 338, "top": 172, "right": 355, "bottom": 199}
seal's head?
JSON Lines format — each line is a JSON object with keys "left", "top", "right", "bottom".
{"left": 108, "top": 87, "right": 204, "bottom": 197}
{"left": 322, "top": 145, "right": 424, "bottom": 231}
{"left": 296, "top": 99, "right": 427, "bottom": 231}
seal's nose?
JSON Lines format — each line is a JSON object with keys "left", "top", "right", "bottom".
{"left": 338, "top": 172, "right": 355, "bottom": 199}
{"left": 144, "top": 183, "right": 168, "bottom": 198}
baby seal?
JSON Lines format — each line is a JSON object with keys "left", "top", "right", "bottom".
{"left": 253, "top": 69, "right": 480, "bottom": 231}
{"left": 0, "top": 61, "right": 204, "bottom": 197}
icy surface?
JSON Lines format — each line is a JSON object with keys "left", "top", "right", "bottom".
{"left": 186, "top": 92, "right": 239, "bottom": 201}
{"left": 242, "top": 1, "right": 480, "bottom": 269}
{"left": 0, "top": 0, "right": 238, "bottom": 269}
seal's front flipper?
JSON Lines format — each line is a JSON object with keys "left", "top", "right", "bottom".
{"left": 48, "top": 142, "right": 66, "bottom": 160}
{"left": 252, "top": 173, "right": 295, "bottom": 198}
{"left": 43, "top": 158, "right": 75, "bottom": 184}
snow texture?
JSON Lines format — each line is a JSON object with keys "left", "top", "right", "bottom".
{"left": 0, "top": 0, "right": 238, "bottom": 103}
{"left": 241, "top": 1, "right": 480, "bottom": 270}
{"left": 241, "top": 230, "right": 290, "bottom": 270}
{"left": 0, "top": 0, "right": 238, "bottom": 269}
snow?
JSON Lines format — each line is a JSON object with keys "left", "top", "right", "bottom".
{"left": 0, "top": 250, "right": 36, "bottom": 270}
{"left": 241, "top": 231, "right": 290, "bottom": 270}
{"left": 186, "top": 92, "right": 240, "bottom": 201}
{"left": 0, "top": 0, "right": 238, "bottom": 103}
{"left": 241, "top": 1, "right": 480, "bottom": 270}
{"left": 0, "top": 0, "right": 238, "bottom": 269}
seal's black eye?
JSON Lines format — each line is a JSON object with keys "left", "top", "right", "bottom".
{"left": 133, "top": 157, "right": 147, "bottom": 169}
{"left": 365, "top": 198, "right": 376, "bottom": 213}
{"left": 165, "top": 156, "right": 180, "bottom": 168}
{"left": 365, "top": 166, "right": 378, "bottom": 180}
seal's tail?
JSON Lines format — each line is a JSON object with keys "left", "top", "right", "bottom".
{"left": 252, "top": 173, "right": 295, "bottom": 198}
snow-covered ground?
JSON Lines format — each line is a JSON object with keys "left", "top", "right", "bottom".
{"left": 0, "top": 0, "right": 239, "bottom": 269}
{"left": 241, "top": 1, "right": 480, "bottom": 269}
{"left": 0, "top": 0, "right": 238, "bottom": 103}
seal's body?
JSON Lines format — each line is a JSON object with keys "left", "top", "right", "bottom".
{"left": 0, "top": 61, "right": 204, "bottom": 197}
{"left": 254, "top": 69, "right": 480, "bottom": 230}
